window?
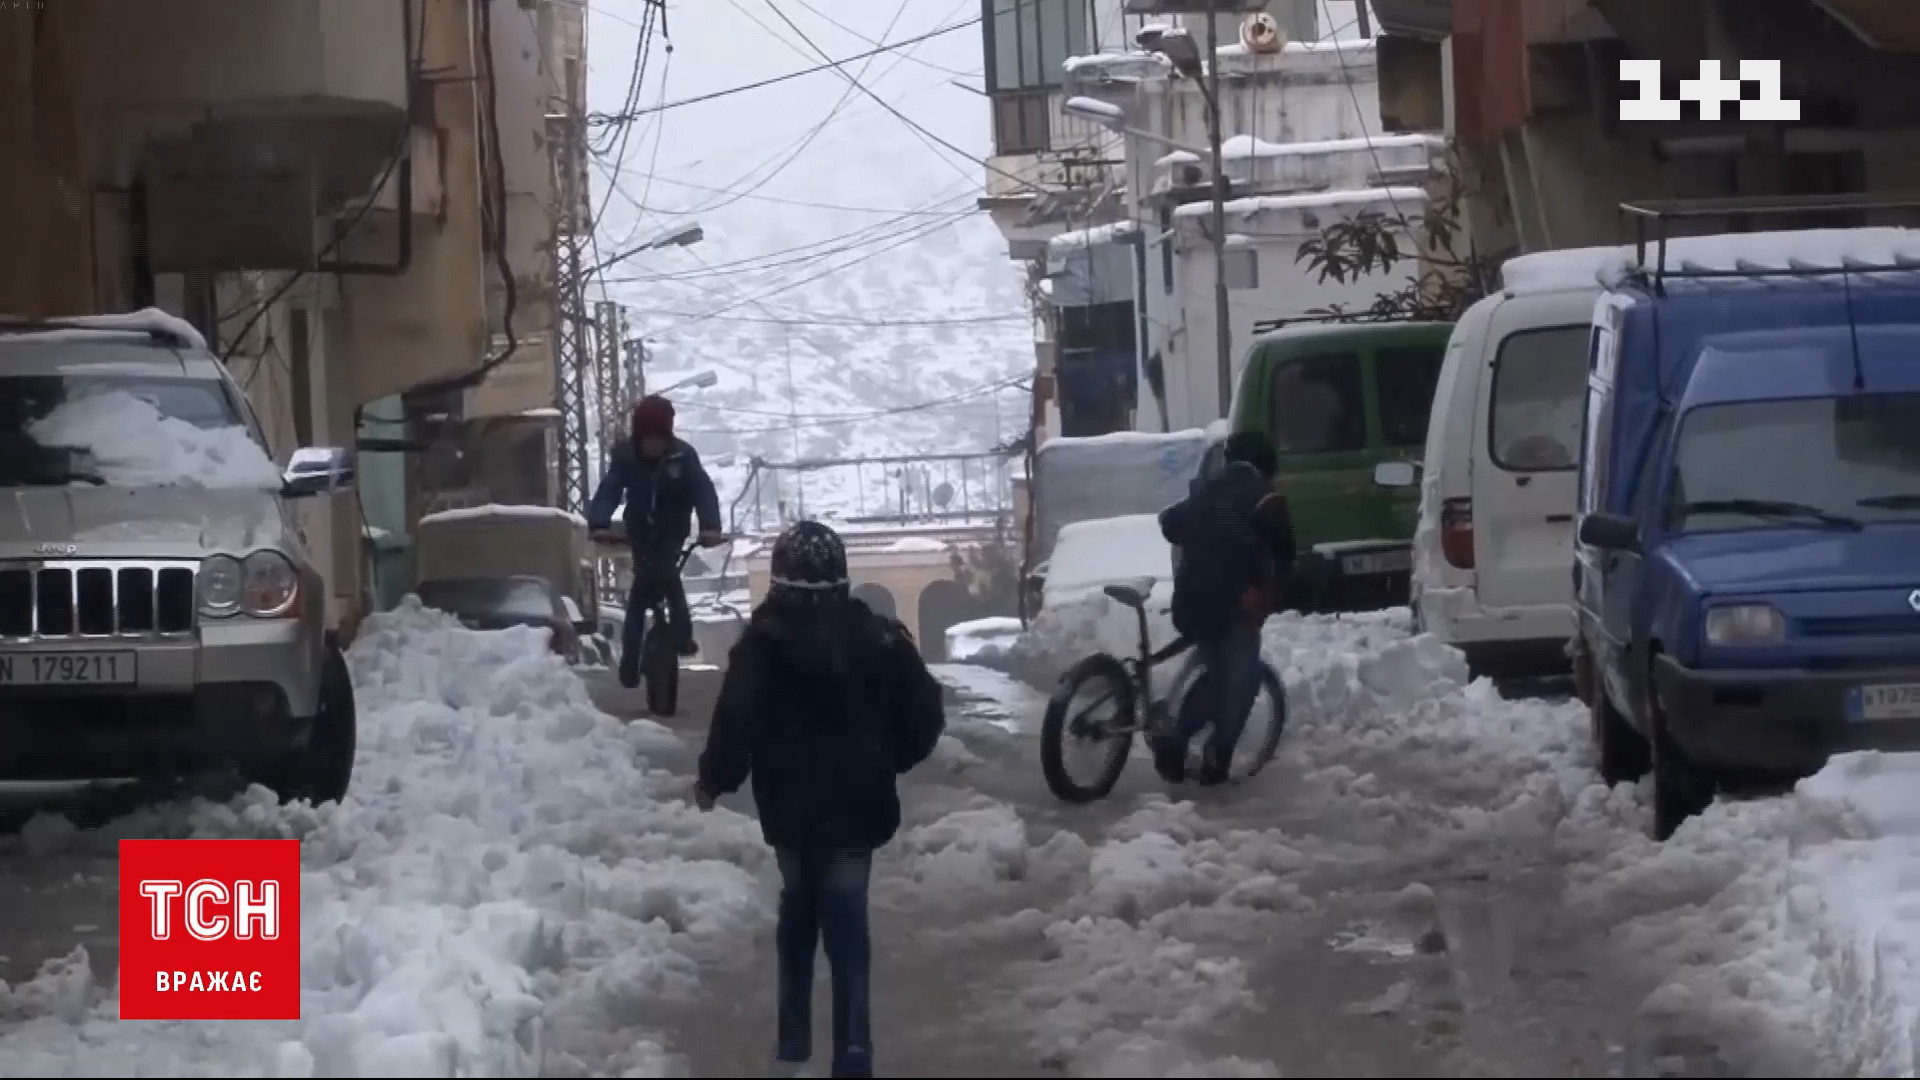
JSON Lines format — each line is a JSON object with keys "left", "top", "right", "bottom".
{"left": 1269, "top": 353, "right": 1366, "bottom": 454}
{"left": 1668, "top": 393, "right": 1920, "bottom": 533}
{"left": 991, "top": 90, "right": 1050, "bottom": 155}
{"left": 984, "top": 0, "right": 1088, "bottom": 154}
{"left": 1488, "top": 325, "right": 1590, "bottom": 472}
{"left": 985, "top": 0, "right": 1087, "bottom": 91}
{"left": 1578, "top": 324, "right": 1617, "bottom": 512}
{"left": 0, "top": 373, "right": 244, "bottom": 488}
{"left": 1375, "top": 343, "right": 1446, "bottom": 448}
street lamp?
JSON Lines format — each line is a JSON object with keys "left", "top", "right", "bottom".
{"left": 637, "top": 220, "right": 704, "bottom": 251}
{"left": 1064, "top": 96, "right": 1207, "bottom": 156}
{"left": 1119, "top": 0, "right": 1264, "bottom": 419}
{"left": 655, "top": 369, "right": 718, "bottom": 395}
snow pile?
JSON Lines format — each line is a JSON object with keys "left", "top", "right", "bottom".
{"left": 1042, "top": 514, "right": 1170, "bottom": 606}
{"left": 27, "top": 390, "right": 282, "bottom": 489}
{"left": 0, "top": 601, "right": 765, "bottom": 1076}
{"left": 945, "top": 615, "right": 1023, "bottom": 664}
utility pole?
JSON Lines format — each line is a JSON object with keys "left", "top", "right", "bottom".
{"left": 782, "top": 326, "right": 805, "bottom": 520}
{"left": 552, "top": 106, "right": 593, "bottom": 513}
{"left": 1204, "top": 0, "right": 1233, "bottom": 419}
{"left": 593, "top": 300, "right": 628, "bottom": 462}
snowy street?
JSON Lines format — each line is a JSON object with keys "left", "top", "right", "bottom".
{"left": 0, "top": 600, "right": 1916, "bottom": 1074}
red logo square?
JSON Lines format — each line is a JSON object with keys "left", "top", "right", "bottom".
{"left": 117, "top": 839, "right": 301, "bottom": 1021}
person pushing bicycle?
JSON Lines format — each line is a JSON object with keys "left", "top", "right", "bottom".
{"left": 586, "top": 394, "right": 726, "bottom": 688}
{"left": 1154, "top": 430, "right": 1296, "bottom": 785}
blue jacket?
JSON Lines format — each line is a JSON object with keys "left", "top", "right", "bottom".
{"left": 586, "top": 437, "right": 722, "bottom": 558}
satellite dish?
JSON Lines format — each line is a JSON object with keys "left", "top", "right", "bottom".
{"left": 932, "top": 481, "right": 954, "bottom": 508}
{"left": 1240, "top": 11, "right": 1284, "bottom": 53}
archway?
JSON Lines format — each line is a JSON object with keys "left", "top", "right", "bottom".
{"left": 851, "top": 582, "right": 897, "bottom": 619}
{"left": 916, "top": 578, "right": 974, "bottom": 663}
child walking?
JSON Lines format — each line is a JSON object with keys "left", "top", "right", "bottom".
{"left": 694, "top": 520, "right": 946, "bottom": 1077}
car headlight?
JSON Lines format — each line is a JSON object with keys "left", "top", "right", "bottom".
{"left": 197, "top": 554, "right": 243, "bottom": 615}
{"left": 240, "top": 550, "right": 300, "bottom": 617}
{"left": 1704, "top": 603, "right": 1786, "bottom": 645}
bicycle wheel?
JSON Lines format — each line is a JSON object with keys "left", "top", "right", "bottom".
{"left": 1040, "top": 653, "right": 1138, "bottom": 804}
{"left": 642, "top": 622, "right": 680, "bottom": 717}
{"left": 1232, "top": 661, "right": 1289, "bottom": 780}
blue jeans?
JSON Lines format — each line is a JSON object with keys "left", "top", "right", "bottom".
{"left": 1172, "top": 616, "right": 1265, "bottom": 765}
{"left": 775, "top": 847, "right": 874, "bottom": 1077}
{"left": 617, "top": 565, "right": 690, "bottom": 685}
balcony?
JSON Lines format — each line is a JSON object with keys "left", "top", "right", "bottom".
{"left": 72, "top": 0, "right": 413, "bottom": 272}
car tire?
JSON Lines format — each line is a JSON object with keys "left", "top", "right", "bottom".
{"left": 1648, "top": 687, "right": 1712, "bottom": 842}
{"left": 263, "top": 639, "right": 357, "bottom": 806}
{"left": 1593, "top": 692, "right": 1650, "bottom": 787}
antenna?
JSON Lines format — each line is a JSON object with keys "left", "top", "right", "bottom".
{"left": 1842, "top": 266, "right": 1866, "bottom": 391}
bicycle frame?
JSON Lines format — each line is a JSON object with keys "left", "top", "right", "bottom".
{"left": 1122, "top": 596, "right": 1193, "bottom": 728}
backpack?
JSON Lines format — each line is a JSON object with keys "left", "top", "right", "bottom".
{"left": 1169, "top": 473, "right": 1267, "bottom": 641}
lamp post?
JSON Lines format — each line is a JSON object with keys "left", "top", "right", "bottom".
{"left": 1121, "top": 0, "right": 1265, "bottom": 418}
{"left": 654, "top": 369, "right": 718, "bottom": 396}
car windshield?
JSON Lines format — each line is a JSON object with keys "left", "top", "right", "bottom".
{"left": 0, "top": 373, "right": 245, "bottom": 488}
{"left": 1669, "top": 393, "right": 1920, "bottom": 533}
{"left": 416, "top": 578, "right": 559, "bottom": 623}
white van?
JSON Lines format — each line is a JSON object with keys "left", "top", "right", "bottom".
{"left": 1375, "top": 249, "right": 1609, "bottom": 677}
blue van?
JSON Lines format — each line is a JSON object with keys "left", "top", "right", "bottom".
{"left": 1570, "top": 220, "right": 1920, "bottom": 839}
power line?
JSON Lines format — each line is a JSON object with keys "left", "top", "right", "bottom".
{"left": 586, "top": 17, "right": 980, "bottom": 122}
{"left": 679, "top": 374, "right": 1030, "bottom": 435}
{"left": 638, "top": 211, "right": 975, "bottom": 333}
{"left": 612, "top": 172, "right": 971, "bottom": 218}
{"left": 754, "top": 0, "right": 1054, "bottom": 196}
{"left": 785, "top": 0, "right": 980, "bottom": 79}
{"left": 616, "top": 309, "right": 1024, "bottom": 327}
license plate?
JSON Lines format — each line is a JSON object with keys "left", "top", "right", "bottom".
{"left": 1341, "top": 550, "right": 1413, "bottom": 576}
{"left": 0, "top": 651, "right": 136, "bottom": 687}
{"left": 1850, "top": 683, "right": 1920, "bottom": 721}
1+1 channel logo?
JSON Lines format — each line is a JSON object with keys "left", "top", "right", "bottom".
{"left": 1617, "top": 60, "right": 1801, "bottom": 122}
{"left": 117, "top": 839, "right": 301, "bottom": 1020}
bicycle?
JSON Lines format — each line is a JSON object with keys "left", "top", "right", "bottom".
{"left": 1040, "top": 576, "right": 1288, "bottom": 804}
{"left": 590, "top": 531, "right": 701, "bottom": 718}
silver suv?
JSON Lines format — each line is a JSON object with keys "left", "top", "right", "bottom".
{"left": 0, "top": 311, "right": 356, "bottom": 804}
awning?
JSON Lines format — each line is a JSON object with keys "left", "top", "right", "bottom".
{"left": 1045, "top": 221, "right": 1140, "bottom": 308}
{"left": 1371, "top": 0, "right": 1453, "bottom": 41}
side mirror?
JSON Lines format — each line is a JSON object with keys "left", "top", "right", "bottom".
{"left": 1578, "top": 513, "right": 1640, "bottom": 551}
{"left": 1372, "top": 460, "right": 1419, "bottom": 489}
{"left": 283, "top": 446, "right": 356, "bottom": 498}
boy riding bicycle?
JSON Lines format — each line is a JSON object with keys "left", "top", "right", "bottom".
{"left": 1154, "top": 431, "right": 1296, "bottom": 785}
{"left": 586, "top": 394, "right": 725, "bottom": 687}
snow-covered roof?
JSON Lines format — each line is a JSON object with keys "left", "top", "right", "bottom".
{"left": 1156, "top": 149, "right": 1201, "bottom": 168}
{"left": 1047, "top": 220, "right": 1141, "bottom": 254}
{"left": 1174, "top": 185, "right": 1426, "bottom": 221}
{"left": 1499, "top": 227, "right": 1920, "bottom": 294}
{"left": 1221, "top": 132, "right": 1440, "bottom": 161}
{"left": 1042, "top": 513, "right": 1170, "bottom": 606}
{"left": 1038, "top": 426, "right": 1214, "bottom": 453}
{"left": 417, "top": 503, "right": 589, "bottom": 528}
{"left": 1062, "top": 50, "right": 1168, "bottom": 82}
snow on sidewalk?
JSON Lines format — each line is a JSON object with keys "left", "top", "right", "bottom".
{"left": 0, "top": 601, "right": 765, "bottom": 1077}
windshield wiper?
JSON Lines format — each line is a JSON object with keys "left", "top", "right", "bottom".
{"left": 1683, "top": 498, "right": 1863, "bottom": 531}
{"left": 1856, "top": 493, "right": 1920, "bottom": 510}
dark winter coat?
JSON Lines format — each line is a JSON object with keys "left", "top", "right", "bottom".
{"left": 585, "top": 437, "right": 722, "bottom": 561}
{"left": 696, "top": 596, "right": 946, "bottom": 854}
{"left": 1159, "top": 461, "right": 1297, "bottom": 641}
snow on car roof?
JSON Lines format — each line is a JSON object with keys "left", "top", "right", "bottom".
{"left": 417, "top": 503, "right": 589, "bottom": 528}
{"left": 0, "top": 307, "right": 208, "bottom": 352}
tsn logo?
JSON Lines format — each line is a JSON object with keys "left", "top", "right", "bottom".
{"left": 118, "top": 839, "right": 301, "bottom": 1020}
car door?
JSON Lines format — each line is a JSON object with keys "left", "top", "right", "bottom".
{"left": 1470, "top": 293, "right": 1596, "bottom": 613}
{"left": 1372, "top": 339, "right": 1448, "bottom": 538}
{"left": 1266, "top": 349, "right": 1373, "bottom": 548}
{"left": 1577, "top": 301, "right": 1638, "bottom": 711}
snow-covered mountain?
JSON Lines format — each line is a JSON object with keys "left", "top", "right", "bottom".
{"left": 585, "top": 1, "right": 1032, "bottom": 528}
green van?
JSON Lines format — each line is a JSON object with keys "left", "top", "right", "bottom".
{"left": 1228, "top": 317, "right": 1453, "bottom": 612}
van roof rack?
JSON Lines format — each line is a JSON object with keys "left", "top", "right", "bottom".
{"left": 1617, "top": 193, "right": 1920, "bottom": 288}
{"left": 1250, "top": 310, "right": 1429, "bottom": 335}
